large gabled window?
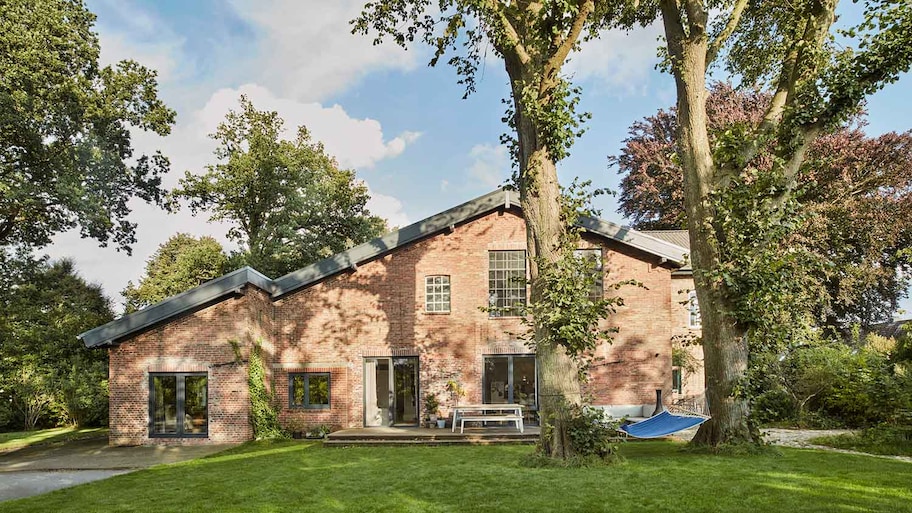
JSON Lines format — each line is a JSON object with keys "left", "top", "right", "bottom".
{"left": 289, "top": 372, "right": 331, "bottom": 409}
{"left": 488, "top": 250, "right": 526, "bottom": 317}
{"left": 149, "top": 373, "right": 208, "bottom": 438}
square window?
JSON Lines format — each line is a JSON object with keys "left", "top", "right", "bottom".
{"left": 290, "top": 373, "right": 331, "bottom": 409}
{"left": 425, "top": 275, "right": 451, "bottom": 313}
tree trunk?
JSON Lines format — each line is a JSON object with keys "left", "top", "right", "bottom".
{"left": 507, "top": 61, "right": 583, "bottom": 459}
{"left": 661, "top": 9, "right": 759, "bottom": 446}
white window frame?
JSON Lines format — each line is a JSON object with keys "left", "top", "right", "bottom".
{"left": 488, "top": 250, "right": 527, "bottom": 317}
{"left": 688, "top": 290, "right": 701, "bottom": 328}
{"left": 573, "top": 248, "right": 604, "bottom": 301}
{"left": 425, "top": 275, "right": 451, "bottom": 313}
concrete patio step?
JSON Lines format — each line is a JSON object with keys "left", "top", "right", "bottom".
{"left": 324, "top": 426, "right": 539, "bottom": 446}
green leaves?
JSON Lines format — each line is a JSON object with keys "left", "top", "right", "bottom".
{"left": 173, "top": 96, "right": 386, "bottom": 278}
{"left": 122, "top": 234, "right": 229, "bottom": 313}
{"left": 0, "top": 0, "right": 175, "bottom": 252}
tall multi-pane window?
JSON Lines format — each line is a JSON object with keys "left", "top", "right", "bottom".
{"left": 672, "top": 368, "right": 683, "bottom": 394}
{"left": 488, "top": 250, "right": 526, "bottom": 317}
{"left": 688, "top": 290, "right": 701, "bottom": 328}
{"left": 573, "top": 248, "right": 604, "bottom": 301}
{"left": 425, "top": 275, "right": 451, "bottom": 313}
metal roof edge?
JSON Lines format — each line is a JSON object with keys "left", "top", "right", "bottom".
{"left": 577, "top": 216, "right": 689, "bottom": 265}
{"left": 78, "top": 267, "right": 274, "bottom": 348}
{"left": 270, "top": 188, "right": 513, "bottom": 297}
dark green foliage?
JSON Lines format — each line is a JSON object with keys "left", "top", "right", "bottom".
{"left": 812, "top": 424, "right": 912, "bottom": 457}
{"left": 0, "top": 255, "right": 112, "bottom": 429}
{"left": 122, "top": 234, "right": 229, "bottom": 312}
{"left": 174, "top": 96, "right": 386, "bottom": 278}
{"left": 751, "top": 339, "right": 912, "bottom": 428}
{"left": 565, "top": 405, "right": 623, "bottom": 462}
{"left": 0, "top": 0, "right": 175, "bottom": 252}
{"left": 246, "top": 342, "right": 285, "bottom": 440}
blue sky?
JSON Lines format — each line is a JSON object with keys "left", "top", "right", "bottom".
{"left": 47, "top": 0, "right": 912, "bottom": 317}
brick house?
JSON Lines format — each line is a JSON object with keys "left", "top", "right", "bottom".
{"left": 80, "top": 189, "right": 703, "bottom": 445}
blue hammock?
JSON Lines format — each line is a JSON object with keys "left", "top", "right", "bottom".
{"left": 618, "top": 410, "right": 710, "bottom": 438}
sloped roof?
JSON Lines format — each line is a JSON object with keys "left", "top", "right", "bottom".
{"left": 867, "top": 319, "right": 910, "bottom": 339}
{"left": 641, "top": 230, "right": 692, "bottom": 273}
{"left": 79, "top": 188, "right": 689, "bottom": 348}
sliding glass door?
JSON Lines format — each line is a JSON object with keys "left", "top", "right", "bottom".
{"left": 483, "top": 355, "right": 537, "bottom": 408}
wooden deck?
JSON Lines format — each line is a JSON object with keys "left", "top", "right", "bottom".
{"left": 324, "top": 425, "right": 540, "bottom": 446}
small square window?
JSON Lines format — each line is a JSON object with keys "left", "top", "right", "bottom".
{"left": 425, "top": 275, "right": 451, "bottom": 313}
{"left": 289, "top": 373, "right": 331, "bottom": 409}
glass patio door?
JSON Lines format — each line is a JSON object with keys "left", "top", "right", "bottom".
{"left": 364, "top": 357, "right": 419, "bottom": 427}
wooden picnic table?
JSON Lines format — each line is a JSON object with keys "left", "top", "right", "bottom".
{"left": 451, "top": 404, "right": 524, "bottom": 433}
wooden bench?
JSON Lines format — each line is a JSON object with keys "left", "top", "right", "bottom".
{"left": 459, "top": 414, "right": 524, "bottom": 434}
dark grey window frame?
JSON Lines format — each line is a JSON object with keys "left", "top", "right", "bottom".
{"left": 148, "top": 372, "right": 208, "bottom": 439}
{"left": 289, "top": 372, "right": 331, "bottom": 409}
{"left": 482, "top": 354, "right": 539, "bottom": 409}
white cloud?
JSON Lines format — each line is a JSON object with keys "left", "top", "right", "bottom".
{"left": 366, "top": 187, "right": 410, "bottom": 230}
{"left": 565, "top": 23, "right": 663, "bottom": 93}
{"left": 198, "top": 84, "right": 422, "bottom": 170}
{"left": 92, "top": 0, "right": 188, "bottom": 84}
{"left": 228, "top": 0, "right": 420, "bottom": 102}
{"left": 467, "top": 144, "right": 510, "bottom": 188}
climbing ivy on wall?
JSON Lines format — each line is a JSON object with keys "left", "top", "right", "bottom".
{"left": 246, "top": 340, "right": 285, "bottom": 440}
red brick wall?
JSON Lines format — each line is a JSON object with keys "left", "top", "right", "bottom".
{"left": 108, "top": 207, "right": 680, "bottom": 444}
{"left": 107, "top": 290, "right": 264, "bottom": 445}
{"left": 670, "top": 275, "right": 705, "bottom": 400}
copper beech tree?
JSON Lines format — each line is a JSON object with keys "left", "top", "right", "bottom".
{"left": 614, "top": 83, "right": 912, "bottom": 335}
{"left": 656, "top": 0, "right": 912, "bottom": 445}
{"left": 353, "top": 1, "right": 651, "bottom": 459}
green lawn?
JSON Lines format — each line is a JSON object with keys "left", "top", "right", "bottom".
{"left": 3, "top": 441, "right": 910, "bottom": 512}
{"left": 0, "top": 427, "right": 107, "bottom": 453}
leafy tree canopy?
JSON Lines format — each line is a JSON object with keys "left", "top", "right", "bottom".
{"left": 0, "top": 255, "right": 112, "bottom": 428}
{"left": 173, "top": 96, "right": 386, "bottom": 278}
{"left": 0, "top": 0, "right": 176, "bottom": 252}
{"left": 614, "top": 83, "right": 912, "bottom": 332}
{"left": 122, "top": 233, "right": 229, "bottom": 313}
{"left": 653, "top": 0, "right": 912, "bottom": 445}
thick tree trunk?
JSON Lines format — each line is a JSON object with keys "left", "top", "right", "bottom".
{"left": 661, "top": 7, "right": 759, "bottom": 446}
{"left": 507, "top": 62, "right": 582, "bottom": 459}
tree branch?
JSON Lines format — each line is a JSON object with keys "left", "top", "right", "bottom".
{"left": 486, "top": 0, "right": 532, "bottom": 65}
{"left": 545, "top": 0, "right": 595, "bottom": 74}
{"left": 706, "top": 0, "right": 747, "bottom": 66}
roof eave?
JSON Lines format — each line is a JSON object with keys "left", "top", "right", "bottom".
{"left": 78, "top": 267, "right": 273, "bottom": 348}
